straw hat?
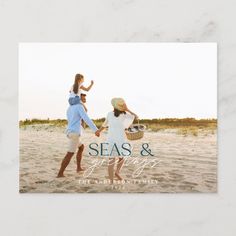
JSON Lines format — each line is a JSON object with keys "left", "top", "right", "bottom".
{"left": 111, "top": 98, "right": 126, "bottom": 111}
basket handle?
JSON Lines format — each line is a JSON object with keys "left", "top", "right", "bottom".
{"left": 137, "top": 119, "right": 140, "bottom": 130}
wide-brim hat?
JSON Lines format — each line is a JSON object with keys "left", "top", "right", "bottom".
{"left": 111, "top": 97, "right": 126, "bottom": 111}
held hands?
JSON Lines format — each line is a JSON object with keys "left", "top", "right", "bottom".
{"left": 95, "top": 130, "right": 100, "bottom": 137}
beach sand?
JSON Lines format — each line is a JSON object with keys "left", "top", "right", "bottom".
{"left": 19, "top": 125, "right": 217, "bottom": 193}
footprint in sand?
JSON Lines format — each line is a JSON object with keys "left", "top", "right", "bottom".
{"left": 65, "top": 185, "right": 77, "bottom": 191}
{"left": 138, "top": 183, "right": 146, "bottom": 188}
{"left": 35, "top": 180, "right": 48, "bottom": 184}
{"left": 169, "top": 173, "right": 184, "bottom": 181}
{"left": 19, "top": 189, "right": 28, "bottom": 193}
{"left": 80, "top": 186, "right": 91, "bottom": 192}
{"left": 156, "top": 177, "right": 165, "bottom": 182}
{"left": 86, "top": 190, "right": 97, "bottom": 193}
{"left": 161, "top": 184, "right": 176, "bottom": 188}
{"left": 52, "top": 190, "right": 67, "bottom": 193}
{"left": 182, "top": 181, "right": 198, "bottom": 186}
{"left": 19, "top": 186, "right": 37, "bottom": 193}
{"left": 178, "top": 185, "right": 194, "bottom": 191}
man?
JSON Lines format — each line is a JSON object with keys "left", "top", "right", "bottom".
{"left": 57, "top": 93, "right": 100, "bottom": 177}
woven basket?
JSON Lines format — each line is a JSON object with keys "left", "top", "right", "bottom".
{"left": 125, "top": 123, "right": 146, "bottom": 141}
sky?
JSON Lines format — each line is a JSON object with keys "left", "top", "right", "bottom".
{"left": 19, "top": 43, "right": 217, "bottom": 120}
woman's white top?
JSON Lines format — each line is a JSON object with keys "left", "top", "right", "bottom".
{"left": 102, "top": 111, "right": 135, "bottom": 157}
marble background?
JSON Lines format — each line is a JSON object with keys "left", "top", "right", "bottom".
{"left": 0, "top": 0, "right": 236, "bottom": 235}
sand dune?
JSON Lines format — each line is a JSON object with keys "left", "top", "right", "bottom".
{"left": 19, "top": 125, "right": 217, "bottom": 193}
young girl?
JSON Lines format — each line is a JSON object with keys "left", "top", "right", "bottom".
{"left": 97, "top": 98, "right": 138, "bottom": 184}
{"left": 68, "top": 73, "right": 94, "bottom": 108}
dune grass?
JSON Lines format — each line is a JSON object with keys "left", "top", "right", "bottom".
{"left": 19, "top": 118, "right": 217, "bottom": 136}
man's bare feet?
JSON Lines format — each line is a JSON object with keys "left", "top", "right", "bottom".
{"left": 77, "top": 167, "right": 85, "bottom": 172}
{"left": 57, "top": 173, "right": 65, "bottom": 178}
{"left": 115, "top": 172, "right": 123, "bottom": 180}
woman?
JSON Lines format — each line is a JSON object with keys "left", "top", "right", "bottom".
{"left": 97, "top": 98, "right": 138, "bottom": 184}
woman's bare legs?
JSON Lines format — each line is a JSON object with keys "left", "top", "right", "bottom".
{"left": 115, "top": 157, "right": 124, "bottom": 180}
{"left": 108, "top": 158, "right": 116, "bottom": 184}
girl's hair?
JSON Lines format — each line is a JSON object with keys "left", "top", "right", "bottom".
{"left": 73, "top": 74, "right": 84, "bottom": 94}
{"left": 114, "top": 108, "right": 126, "bottom": 117}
